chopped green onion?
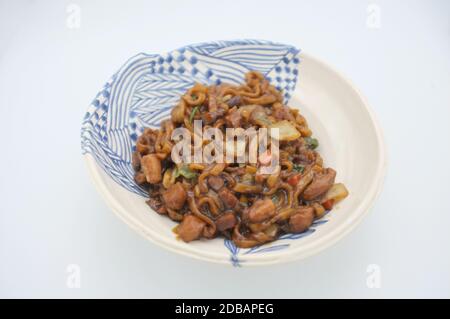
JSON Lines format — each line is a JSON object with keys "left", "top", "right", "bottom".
{"left": 189, "top": 106, "right": 199, "bottom": 123}
{"left": 293, "top": 164, "right": 305, "bottom": 173}
{"left": 304, "top": 137, "right": 319, "bottom": 150}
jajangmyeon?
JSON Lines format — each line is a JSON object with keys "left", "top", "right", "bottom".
{"left": 132, "top": 71, "right": 348, "bottom": 248}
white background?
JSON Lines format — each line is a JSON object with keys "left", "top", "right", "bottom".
{"left": 1, "top": 0, "right": 449, "bottom": 298}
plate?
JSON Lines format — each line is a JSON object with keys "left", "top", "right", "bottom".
{"left": 81, "top": 40, "right": 387, "bottom": 266}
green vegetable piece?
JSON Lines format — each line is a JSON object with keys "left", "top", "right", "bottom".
{"left": 293, "top": 164, "right": 305, "bottom": 173}
{"left": 304, "top": 137, "right": 319, "bottom": 150}
{"left": 189, "top": 106, "right": 199, "bottom": 123}
{"left": 174, "top": 165, "right": 197, "bottom": 179}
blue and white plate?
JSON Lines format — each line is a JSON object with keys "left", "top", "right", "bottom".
{"left": 81, "top": 40, "right": 387, "bottom": 266}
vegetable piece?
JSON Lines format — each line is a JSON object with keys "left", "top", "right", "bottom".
{"left": 321, "top": 183, "right": 348, "bottom": 210}
{"left": 269, "top": 120, "right": 301, "bottom": 141}
{"left": 189, "top": 106, "right": 199, "bottom": 123}
{"left": 175, "top": 165, "right": 197, "bottom": 179}
{"left": 304, "top": 137, "right": 319, "bottom": 149}
{"left": 322, "top": 183, "right": 349, "bottom": 203}
{"left": 174, "top": 165, "right": 197, "bottom": 179}
{"left": 293, "top": 164, "right": 305, "bottom": 173}
{"left": 250, "top": 107, "right": 272, "bottom": 127}
{"left": 322, "top": 199, "right": 334, "bottom": 210}
{"left": 287, "top": 173, "right": 302, "bottom": 186}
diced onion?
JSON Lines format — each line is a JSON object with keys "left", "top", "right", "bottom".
{"left": 269, "top": 120, "right": 301, "bottom": 141}
{"left": 323, "top": 183, "right": 349, "bottom": 202}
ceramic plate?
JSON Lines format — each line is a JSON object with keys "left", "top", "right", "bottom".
{"left": 81, "top": 40, "right": 387, "bottom": 266}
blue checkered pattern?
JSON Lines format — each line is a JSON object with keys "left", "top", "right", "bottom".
{"left": 81, "top": 40, "right": 301, "bottom": 197}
